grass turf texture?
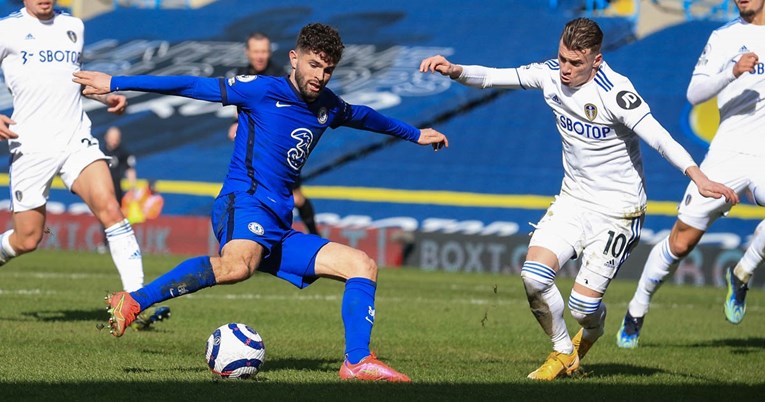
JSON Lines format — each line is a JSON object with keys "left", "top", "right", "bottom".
{"left": 0, "top": 250, "right": 763, "bottom": 401}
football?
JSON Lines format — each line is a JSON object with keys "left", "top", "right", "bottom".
{"left": 205, "top": 323, "right": 266, "bottom": 379}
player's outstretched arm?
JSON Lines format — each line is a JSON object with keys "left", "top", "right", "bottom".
{"left": 686, "top": 166, "right": 739, "bottom": 204}
{"left": 419, "top": 55, "right": 463, "bottom": 79}
{"left": 0, "top": 114, "right": 18, "bottom": 140}
{"left": 417, "top": 128, "right": 448, "bottom": 151}
{"left": 73, "top": 71, "right": 114, "bottom": 95}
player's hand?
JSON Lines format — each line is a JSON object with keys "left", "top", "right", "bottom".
{"left": 733, "top": 52, "right": 759, "bottom": 78}
{"left": 697, "top": 179, "right": 739, "bottom": 204}
{"left": 0, "top": 114, "right": 18, "bottom": 140}
{"left": 228, "top": 122, "right": 238, "bottom": 141}
{"left": 105, "top": 94, "right": 128, "bottom": 115}
{"left": 419, "top": 55, "right": 462, "bottom": 79}
{"left": 73, "top": 71, "right": 114, "bottom": 95}
{"left": 417, "top": 128, "right": 448, "bottom": 151}
{"left": 687, "top": 167, "right": 739, "bottom": 204}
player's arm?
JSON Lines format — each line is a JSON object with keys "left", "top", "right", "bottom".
{"left": 73, "top": 71, "right": 224, "bottom": 102}
{"left": 340, "top": 104, "right": 448, "bottom": 151}
{"left": 633, "top": 115, "right": 738, "bottom": 204}
{"left": 420, "top": 55, "right": 525, "bottom": 89}
{"left": 687, "top": 52, "right": 759, "bottom": 104}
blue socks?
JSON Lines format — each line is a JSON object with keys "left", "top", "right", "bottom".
{"left": 130, "top": 256, "right": 216, "bottom": 309}
{"left": 342, "top": 277, "right": 377, "bottom": 364}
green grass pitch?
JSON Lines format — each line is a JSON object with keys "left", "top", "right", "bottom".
{"left": 0, "top": 250, "right": 763, "bottom": 401}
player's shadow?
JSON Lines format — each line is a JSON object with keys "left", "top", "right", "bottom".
{"left": 21, "top": 309, "right": 106, "bottom": 322}
{"left": 687, "top": 337, "right": 765, "bottom": 349}
{"left": 576, "top": 363, "right": 665, "bottom": 378}
{"left": 261, "top": 357, "right": 340, "bottom": 374}
{"left": 650, "top": 337, "right": 765, "bottom": 354}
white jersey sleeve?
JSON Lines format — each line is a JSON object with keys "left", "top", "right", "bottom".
{"left": 457, "top": 65, "right": 524, "bottom": 89}
{"left": 632, "top": 114, "right": 696, "bottom": 174}
{"left": 686, "top": 29, "right": 737, "bottom": 104}
{"left": 457, "top": 60, "right": 552, "bottom": 90}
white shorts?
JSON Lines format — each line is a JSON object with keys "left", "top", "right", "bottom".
{"left": 8, "top": 134, "right": 107, "bottom": 212}
{"left": 529, "top": 195, "right": 644, "bottom": 293}
{"left": 678, "top": 149, "right": 765, "bottom": 231}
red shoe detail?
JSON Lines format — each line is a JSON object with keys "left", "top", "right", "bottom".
{"left": 105, "top": 291, "right": 141, "bottom": 337}
{"left": 338, "top": 353, "right": 411, "bottom": 382}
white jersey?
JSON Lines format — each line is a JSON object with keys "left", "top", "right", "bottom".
{"left": 692, "top": 18, "right": 765, "bottom": 156}
{"left": 459, "top": 60, "right": 696, "bottom": 218}
{"left": 0, "top": 8, "right": 90, "bottom": 152}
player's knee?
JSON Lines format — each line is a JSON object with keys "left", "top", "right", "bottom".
{"left": 520, "top": 261, "right": 555, "bottom": 297}
{"left": 568, "top": 292, "right": 605, "bottom": 331}
{"left": 348, "top": 250, "right": 377, "bottom": 280}
{"left": 215, "top": 258, "right": 254, "bottom": 284}
{"left": 13, "top": 232, "right": 43, "bottom": 254}
{"left": 96, "top": 197, "right": 124, "bottom": 224}
{"left": 668, "top": 237, "right": 694, "bottom": 258}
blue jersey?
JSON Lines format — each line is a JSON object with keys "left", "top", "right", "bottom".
{"left": 111, "top": 74, "right": 421, "bottom": 223}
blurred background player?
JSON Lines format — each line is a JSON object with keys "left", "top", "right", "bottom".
{"left": 102, "top": 126, "right": 136, "bottom": 209}
{"left": 227, "top": 32, "right": 319, "bottom": 235}
{"left": 75, "top": 22, "right": 448, "bottom": 382}
{"left": 617, "top": 0, "right": 765, "bottom": 349}
{"left": 0, "top": 0, "right": 146, "bottom": 294}
{"left": 420, "top": 17, "right": 737, "bottom": 381}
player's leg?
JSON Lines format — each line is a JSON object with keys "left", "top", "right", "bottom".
{"left": 292, "top": 184, "right": 318, "bottom": 235}
{"left": 106, "top": 239, "right": 264, "bottom": 337}
{"left": 724, "top": 219, "right": 765, "bottom": 324}
{"left": 619, "top": 156, "right": 743, "bottom": 347}
{"left": 576, "top": 213, "right": 642, "bottom": 357}
{"left": 311, "top": 241, "right": 410, "bottom": 382}
{"left": 618, "top": 220, "right": 705, "bottom": 349}
{"left": 104, "top": 192, "right": 269, "bottom": 337}
{"left": 0, "top": 207, "right": 47, "bottom": 264}
{"left": 0, "top": 150, "right": 61, "bottom": 264}
{"left": 723, "top": 164, "right": 765, "bottom": 323}
{"left": 522, "top": 200, "right": 581, "bottom": 380}
{"left": 70, "top": 159, "right": 145, "bottom": 292}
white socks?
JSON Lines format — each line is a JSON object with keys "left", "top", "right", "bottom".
{"left": 521, "top": 261, "right": 573, "bottom": 354}
{"left": 629, "top": 237, "right": 679, "bottom": 318}
{"left": 0, "top": 229, "right": 17, "bottom": 265}
{"left": 734, "top": 220, "right": 765, "bottom": 283}
{"left": 105, "top": 219, "right": 144, "bottom": 292}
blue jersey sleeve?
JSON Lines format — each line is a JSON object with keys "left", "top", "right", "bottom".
{"left": 220, "top": 75, "right": 267, "bottom": 107}
{"left": 111, "top": 76, "right": 225, "bottom": 102}
{"left": 333, "top": 100, "right": 420, "bottom": 142}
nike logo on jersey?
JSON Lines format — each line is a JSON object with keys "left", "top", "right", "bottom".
{"left": 276, "top": 101, "right": 291, "bottom": 108}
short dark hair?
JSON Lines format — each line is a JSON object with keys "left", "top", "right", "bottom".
{"left": 246, "top": 32, "right": 270, "bottom": 48}
{"left": 296, "top": 23, "right": 344, "bottom": 65}
{"left": 560, "top": 18, "right": 603, "bottom": 53}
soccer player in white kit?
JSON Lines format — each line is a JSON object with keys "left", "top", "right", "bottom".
{"left": 420, "top": 17, "right": 738, "bottom": 380}
{"left": 0, "top": 1, "right": 146, "bottom": 295}
{"left": 617, "top": 0, "right": 765, "bottom": 349}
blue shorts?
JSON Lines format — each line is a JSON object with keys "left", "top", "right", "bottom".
{"left": 211, "top": 192, "right": 330, "bottom": 289}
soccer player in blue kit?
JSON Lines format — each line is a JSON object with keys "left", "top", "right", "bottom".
{"left": 74, "top": 23, "right": 448, "bottom": 382}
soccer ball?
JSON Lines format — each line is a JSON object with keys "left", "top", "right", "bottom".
{"left": 205, "top": 323, "right": 266, "bottom": 379}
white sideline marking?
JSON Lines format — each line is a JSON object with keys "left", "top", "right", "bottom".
{"left": 0, "top": 288, "right": 56, "bottom": 295}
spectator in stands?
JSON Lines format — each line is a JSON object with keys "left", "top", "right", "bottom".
{"left": 0, "top": 0, "right": 146, "bottom": 295}
{"left": 617, "top": 0, "right": 765, "bottom": 348}
{"left": 102, "top": 126, "right": 136, "bottom": 206}
{"left": 420, "top": 17, "right": 737, "bottom": 381}
{"left": 228, "top": 32, "right": 320, "bottom": 235}
{"left": 75, "top": 22, "right": 447, "bottom": 382}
